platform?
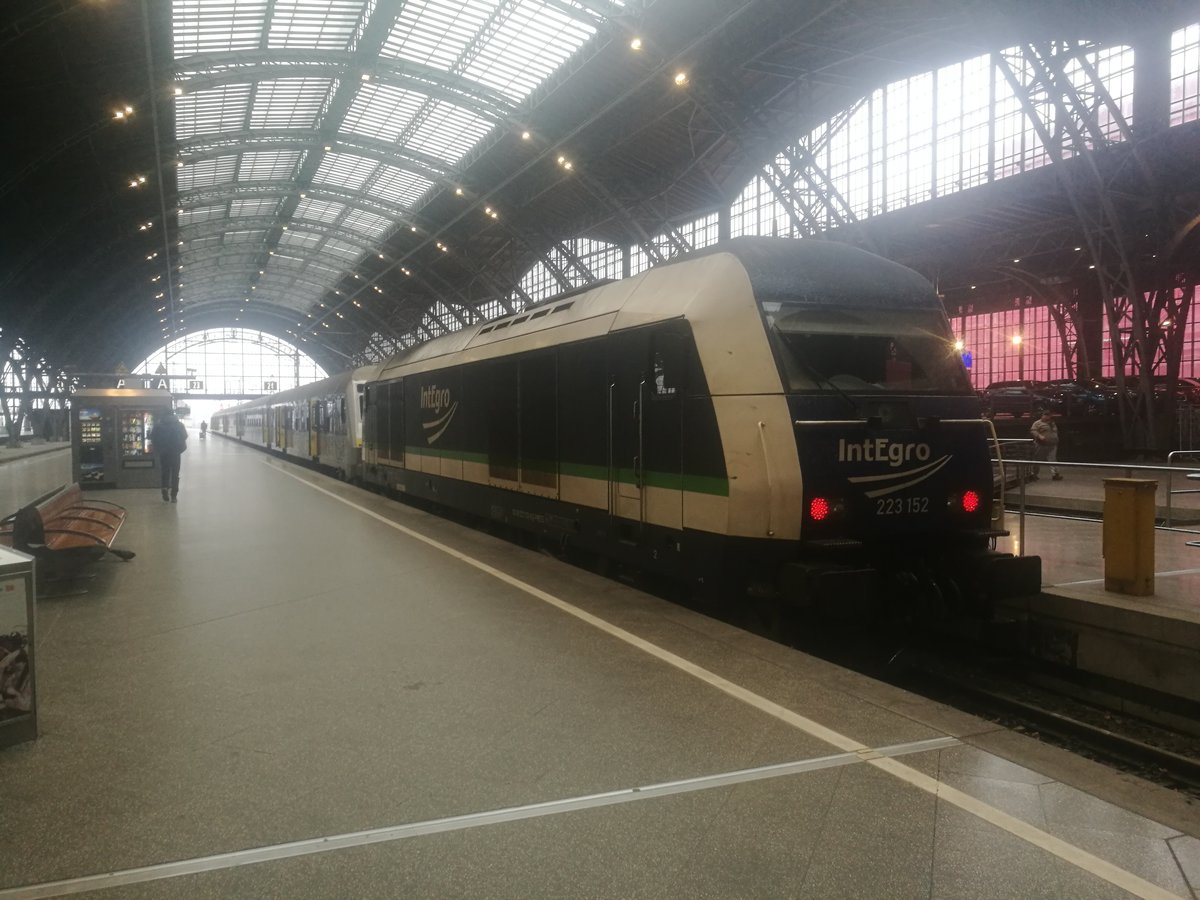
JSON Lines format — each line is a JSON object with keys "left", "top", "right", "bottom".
{"left": 0, "top": 440, "right": 1197, "bottom": 897}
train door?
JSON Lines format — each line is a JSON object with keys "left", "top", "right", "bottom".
{"left": 609, "top": 331, "right": 650, "bottom": 528}
{"left": 309, "top": 399, "right": 320, "bottom": 457}
{"left": 275, "top": 405, "right": 287, "bottom": 449}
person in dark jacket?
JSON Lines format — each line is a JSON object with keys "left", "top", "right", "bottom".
{"left": 149, "top": 411, "right": 188, "bottom": 502}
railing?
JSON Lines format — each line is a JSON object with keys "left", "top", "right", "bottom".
{"left": 1166, "top": 450, "right": 1200, "bottom": 529}
{"left": 990, "top": 451, "right": 1200, "bottom": 556}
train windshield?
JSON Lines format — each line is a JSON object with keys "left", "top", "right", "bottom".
{"left": 763, "top": 303, "right": 970, "bottom": 393}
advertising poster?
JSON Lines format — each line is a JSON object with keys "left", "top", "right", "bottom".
{"left": 0, "top": 576, "right": 32, "bottom": 722}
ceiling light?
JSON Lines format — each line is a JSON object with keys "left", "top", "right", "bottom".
{"left": 173, "top": 86, "right": 183, "bottom": 96}
{"left": 1012, "top": 258, "right": 1020, "bottom": 263}
{"left": 521, "top": 130, "right": 531, "bottom": 140}
{"left": 360, "top": 73, "right": 371, "bottom": 81}
{"left": 674, "top": 71, "right": 688, "bottom": 86}
{"left": 455, "top": 187, "right": 463, "bottom": 196}
{"left": 630, "top": 37, "right": 643, "bottom": 50}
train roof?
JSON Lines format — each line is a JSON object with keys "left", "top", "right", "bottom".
{"left": 708, "top": 237, "right": 939, "bottom": 311}
{"left": 374, "top": 238, "right": 940, "bottom": 382}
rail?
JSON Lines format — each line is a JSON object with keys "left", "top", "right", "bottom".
{"left": 988, "top": 450, "right": 1200, "bottom": 557}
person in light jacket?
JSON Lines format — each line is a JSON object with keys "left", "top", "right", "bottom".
{"left": 1029, "top": 409, "right": 1061, "bottom": 481}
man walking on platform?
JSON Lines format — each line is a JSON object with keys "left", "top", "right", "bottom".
{"left": 1029, "top": 408, "right": 1061, "bottom": 481}
{"left": 149, "top": 410, "right": 188, "bottom": 502}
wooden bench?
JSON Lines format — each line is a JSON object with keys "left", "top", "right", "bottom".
{"left": 0, "top": 483, "right": 134, "bottom": 570}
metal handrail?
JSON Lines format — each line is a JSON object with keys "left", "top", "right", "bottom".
{"left": 988, "top": 455, "right": 1200, "bottom": 553}
{"left": 1166, "top": 450, "right": 1200, "bottom": 527}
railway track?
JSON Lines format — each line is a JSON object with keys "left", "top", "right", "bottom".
{"left": 882, "top": 645, "right": 1200, "bottom": 798}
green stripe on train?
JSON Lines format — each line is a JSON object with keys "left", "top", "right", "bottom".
{"left": 398, "top": 447, "right": 730, "bottom": 497}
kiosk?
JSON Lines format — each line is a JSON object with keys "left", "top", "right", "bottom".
{"left": 71, "top": 389, "right": 176, "bottom": 489}
{"left": 0, "top": 546, "right": 36, "bottom": 748}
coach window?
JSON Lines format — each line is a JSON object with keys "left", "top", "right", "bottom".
{"left": 652, "top": 331, "right": 686, "bottom": 398}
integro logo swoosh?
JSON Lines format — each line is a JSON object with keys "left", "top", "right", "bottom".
{"left": 420, "top": 384, "right": 457, "bottom": 444}
{"left": 846, "top": 455, "right": 952, "bottom": 498}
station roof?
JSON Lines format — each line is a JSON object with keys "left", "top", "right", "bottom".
{"left": 1, "top": 0, "right": 1195, "bottom": 375}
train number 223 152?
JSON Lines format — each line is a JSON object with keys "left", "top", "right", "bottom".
{"left": 875, "top": 496, "right": 929, "bottom": 515}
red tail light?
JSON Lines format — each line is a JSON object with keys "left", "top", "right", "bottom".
{"left": 809, "top": 497, "right": 830, "bottom": 521}
{"left": 962, "top": 490, "right": 981, "bottom": 513}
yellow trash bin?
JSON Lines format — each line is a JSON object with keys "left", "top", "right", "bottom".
{"left": 1102, "top": 478, "right": 1157, "bottom": 596}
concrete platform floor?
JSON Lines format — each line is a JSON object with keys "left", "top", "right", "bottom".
{"left": 0, "top": 440, "right": 1197, "bottom": 897}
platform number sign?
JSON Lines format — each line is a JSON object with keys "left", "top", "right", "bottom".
{"left": 187, "top": 380, "right": 204, "bottom": 391}
{"left": 263, "top": 381, "right": 278, "bottom": 392}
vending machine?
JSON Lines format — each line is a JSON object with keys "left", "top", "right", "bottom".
{"left": 71, "top": 389, "right": 175, "bottom": 489}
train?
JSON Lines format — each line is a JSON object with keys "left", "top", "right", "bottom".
{"left": 212, "top": 237, "right": 1040, "bottom": 616}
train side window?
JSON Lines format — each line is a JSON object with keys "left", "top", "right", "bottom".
{"left": 652, "top": 331, "right": 686, "bottom": 397}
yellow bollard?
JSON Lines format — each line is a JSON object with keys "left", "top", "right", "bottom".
{"left": 1102, "top": 478, "right": 1157, "bottom": 596}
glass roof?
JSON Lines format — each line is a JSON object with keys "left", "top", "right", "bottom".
{"left": 170, "top": 0, "right": 621, "bottom": 330}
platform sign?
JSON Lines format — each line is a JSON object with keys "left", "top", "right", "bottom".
{"left": 0, "top": 547, "right": 36, "bottom": 747}
{"left": 187, "top": 380, "right": 204, "bottom": 391}
{"left": 263, "top": 381, "right": 278, "bottom": 392}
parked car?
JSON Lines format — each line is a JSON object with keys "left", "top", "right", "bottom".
{"left": 1041, "top": 378, "right": 1115, "bottom": 416}
{"left": 982, "top": 380, "right": 1054, "bottom": 418}
{"left": 1151, "top": 376, "right": 1200, "bottom": 405}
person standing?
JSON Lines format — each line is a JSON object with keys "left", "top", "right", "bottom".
{"left": 149, "top": 410, "right": 188, "bottom": 502}
{"left": 1029, "top": 409, "right": 1061, "bottom": 481}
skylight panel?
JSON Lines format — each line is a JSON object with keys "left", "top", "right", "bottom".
{"left": 238, "top": 150, "right": 302, "bottom": 181}
{"left": 313, "top": 153, "right": 381, "bottom": 192}
{"left": 178, "top": 156, "right": 239, "bottom": 190}
{"left": 224, "top": 229, "right": 269, "bottom": 244}
{"left": 174, "top": 0, "right": 270, "bottom": 56}
{"left": 371, "top": 166, "right": 436, "bottom": 208}
{"left": 267, "top": 0, "right": 363, "bottom": 49}
{"left": 405, "top": 101, "right": 494, "bottom": 163}
{"left": 277, "top": 230, "right": 328, "bottom": 254}
{"left": 340, "top": 209, "right": 392, "bottom": 240}
{"left": 295, "top": 198, "right": 350, "bottom": 225}
{"left": 176, "top": 85, "right": 253, "bottom": 139}
{"left": 462, "top": 2, "right": 595, "bottom": 101}
{"left": 229, "top": 199, "right": 280, "bottom": 218}
{"left": 343, "top": 83, "right": 427, "bottom": 142}
{"left": 180, "top": 236, "right": 225, "bottom": 253}
{"left": 323, "top": 240, "right": 361, "bottom": 261}
{"left": 381, "top": 0, "right": 493, "bottom": 69}
{"left": 250, "top": 78, "right": 333, "bottom": 129}
{"left": 178, "top": 205, "right": 228, "bottom": 225}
